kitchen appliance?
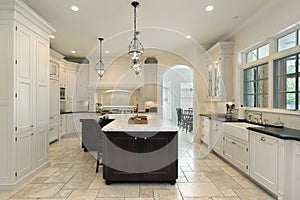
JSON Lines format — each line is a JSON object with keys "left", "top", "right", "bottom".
{"left": 60, "top": 87, "right": 66, "bottom": 100}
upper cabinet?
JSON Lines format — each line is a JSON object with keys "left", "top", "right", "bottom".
{"left": 206, "top": 42, "right": 234, "bottom": 101}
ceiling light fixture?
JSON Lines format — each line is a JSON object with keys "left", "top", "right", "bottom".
{"left": 95, "top": 37, "right": 105, "bottom": 79}
{"left": 205, "top": 5, "right": 214, "bottom": 12}
{"left": 185, "top": 35, "right": 191, "bottom": 39}
{"left": 71, "top": 5, "right": 79, "bottom": 12}
{"left": 70, "top": 50, "right": 76, "bottom": 54}
{"left": 128, "top": 1, "right": 144, "bottom": 76}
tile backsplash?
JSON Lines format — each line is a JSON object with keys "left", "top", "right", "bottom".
{"left": 245, "top": 109, "right": 300, "bottom": 130}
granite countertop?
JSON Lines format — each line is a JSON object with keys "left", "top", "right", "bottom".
{"left": 102, "top": 114, "right": 178, "bottom": 132}
{"left": 248, "top": 126, "right": 300, "bottom": 141}
{"left": 60, "top": 111, "right": 102, "bottom": 114}
{"left": 199, "top": 113, "right": 243, "bottom": 122}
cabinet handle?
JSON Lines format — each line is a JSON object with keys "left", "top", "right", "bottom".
{"left": 261, "top": 137, "right": 266, "bottom": 141}
{"left": 50, "top": 117, "right": 54, "bottom": 119}
{"left": 30, "top": 125, "right": 34, "bottom": 127}
{"left": 49, "top": 128, "right": 54, "bottom": 131}
{"left": 31, "top": 133, "right": 34, "bottom": 136}
{"left": 232, "top": 142, "right": 236, "bottom": 145}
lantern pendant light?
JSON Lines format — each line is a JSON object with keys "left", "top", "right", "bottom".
{"left": 96, "top": 37, "right": 105, "bottom": 79}
{"left": 128, "top": 1, "right": 144, "bottom": 76}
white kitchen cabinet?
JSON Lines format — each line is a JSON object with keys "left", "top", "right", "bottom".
{"left": 50, "top": 61, "right": 59, "bottom": 80}
{"left": 60, "top": 114, "right": 67, "bottom": 137}
{"left": 199, "top": 116, "right": 210, "bottom": 146}
{"left": 49, "top": 78, "right": 59, "bottom": 143}
{"left": 0, "top": 0, "right": 54, "bottom": 188}
{"left": 66, "top": 114, "right": 77, "bottom": 134}
{"left": 250, "top": 131, "right": 278, "bottom": 194}
{"left": 59, "top": 65, "right": 66, "bottom": 88}
{"left": 15, "top": 24, "right": 34, "bottom": 134}
{"left": 294, "top": 141, "right": 300, "bottom": 199}
{"left": 206, "top": 42, "right": 234, "bottom": 101}
{"left": 223, "top": 134, "right": 249, "bottom": 174}
{"left": 66, "top": 66, "right": 77, "bottom": 101}
{"left": 76, "top": 64, "right": 89, "bottom": 102}
{"left": 211, "top": 120, "right": 223, "bottom": 155}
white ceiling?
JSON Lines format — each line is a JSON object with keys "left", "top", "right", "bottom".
{"left": 22, "top": 0, "right": 273, "bottom": 58}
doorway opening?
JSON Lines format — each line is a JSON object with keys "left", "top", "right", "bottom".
{"left": 161, "top": 65, "right": 193, "bottom": 135}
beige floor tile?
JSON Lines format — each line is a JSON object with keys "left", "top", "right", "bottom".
{"left": 139, "top": 183, "right": 177, "bottom": 190}
{"left": 181, "top": 166, "right": 193, "bottom": 172}
{"left": 139, "top": 189, "right": 153, "bottom": 198}
{"left": 67, "top": 189, "right": 98, "bottom": 200}
{"left": 37, "top": 167, "right": 59, "bottom": 177}
{"left": 97, "top": 184, "right": 139, "bottom": 198}
{"left": 212, "top": 197, "right": 241, "bottom": 200}
{"left": 95, "top": 198, "right": 124, "bottom": 200}
{"left": 219, "top": 188, "right": 237, "bottom": 197}
{"left": 63, "top": 173, "right": 96, "bottom": 190}
{"left": 231, "top": 176, "right": 257, "bottom": 189}
{"left": 177, "top": 176, "right": 188, "bottom": 183}
{"left": 233, "top": 188, "right": 275, "bottom": 200}
{"left": 178, "top": 183, "right": 222, "bottom": 197}
{"left": 184, "top": 171, "right": 211, "bottom": 183}
{"left": 55, "top": 189, "right": 72, "bottom": 198}
{"left": 30, "top": 176, "right": 48, "bottom": 184}
{"left": 211, "top": 177, "right": 242, "bottom": 190}
{"left": 220, "top": 167, "right": 242, "bottom": 177}
{"left": 45, "top": 171, "right": 75, "bottom": 183}
{"left": 89, "top": 176, "right": 106, "bottom": 189}
{"left": 154, "top": 189, "right": 182, "bottom": 200}
{"left": 11, "top": 183, "right": 64, "bottom": 198}
{"left": 187, "top": 161, "right": 211, "bottom": 171}
{"left": 204, "top": 160, "right": 228, "bottom": 167}
{"left": 125, "top": 198, "right": 154, "bottom": 200}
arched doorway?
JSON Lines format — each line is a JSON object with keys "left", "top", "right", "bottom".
{"left": 161, "top": 65, "right": 193, "bottom": 126}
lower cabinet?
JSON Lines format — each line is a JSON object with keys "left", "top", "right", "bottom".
{"left": 250, "top": 131, "right": 278, "bottom": 195}
{"left": 66, "top": 114, "right": 77, "bottom": 134}
{"left": 211, "top": 120, "right": 223, "bottom": 155}
{"left": 223, "top": 134, "right": 249, "bottom": 174}
{"left": 294, "top": 141, "right": 300, "bottom": 199}
{"left": 16, "top": 128, "right": 48, "bottom": 179}
{"left": 60, "top": 115, "right": 67, "bottom": 137}
{"left": 103, "top": 131, "right": 178, "bottom": 184}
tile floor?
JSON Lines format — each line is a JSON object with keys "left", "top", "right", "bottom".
{"left": 0, "top": 131, "right": 275, "bottom": 200}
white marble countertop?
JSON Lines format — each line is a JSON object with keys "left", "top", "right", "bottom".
{"left": 102, "top": 114, "right": 178, "bottom": 132}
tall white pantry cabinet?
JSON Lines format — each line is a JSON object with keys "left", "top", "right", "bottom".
{"left": 0, "top": 0, "right": 55, "bottom": 189}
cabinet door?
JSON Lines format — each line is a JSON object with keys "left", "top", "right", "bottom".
{"left": 66, "top": 114, "right": 77, "bottom": 134}
{"left": 211, "top": 121, "right": 223, "bottom": 155}
{"left": 295, "top": 142, "right": 300, "bottom": 199}
{"left": 35, "top": 129, "right": 48, "bottom": 165}
{"left": 60, "top": 115, "right": 67, "bottom": 136}
{"left": 50, "top": 80, "right": 59, "bottom": 118}
{"left": 235, "top": 141, "right": 249, "bottom": 174}
{"left": 16, "top": 25, "right": 34, "bottom": 133}
{"left": 36, "top": 36, "right": 49, "bottom": 128}
{"left": 103, "top": 133, "right": 136, "bottom": 179}
{"left": 16, "top": 132, "right": 34, "bottom": 178}
{"left": 59, "top": 67, "right": 66, "bottom": 88}
{"left": 142, "top": 133, "right": 177, "bottom": 180}
{"left": 67, "top": 70, "right": 77, "bottom": 100}
{"left": 250, "top": 131, "right": 278, "bottom": 194}
{"left": 223, "top": 136, "right": 235, "bottom": 163}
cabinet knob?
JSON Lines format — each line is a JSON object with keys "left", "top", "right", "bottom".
{"left": 261, "top": 137, "right": 266, "bottom": 141}
{"left": 232, "top": 142, "right": 236, "bottom": 145}
{"left": 30, "top": 125, "right": 34, "bottom": 127}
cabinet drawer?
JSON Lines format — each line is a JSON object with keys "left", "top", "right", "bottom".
{"left": 49, "top": 115, "right": 59, "bottom": 126}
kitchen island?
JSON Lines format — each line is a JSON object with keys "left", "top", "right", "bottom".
{"left": 101, "top": 114, "right": 178, "bottom": 185}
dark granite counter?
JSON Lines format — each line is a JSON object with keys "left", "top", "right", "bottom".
{"left": 199, "top": 113, "right": 244, "bottom": 122}
{"left": 60, "top": 111, "right": 101, "bottom": 114}
{"left": 248, "top": 126, "right": 300, "bottom": 141}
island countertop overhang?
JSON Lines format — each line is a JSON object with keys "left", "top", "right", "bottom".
{"left": 102, "top": 114, "right": 178, "bottom": 132}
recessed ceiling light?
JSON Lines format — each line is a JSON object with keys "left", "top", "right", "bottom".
{"left": 205, "top": 5, "right": 214, "bottom": 12}
{"left": 185, "top": 35, "right": 191, "bottom": 39}
{"left": 70, "top": 50, "right": 76, "bottom": 54}
{"left": 49, "top": 35, "right": 55, "bottom": 39}
{"left": 71, "top": 5, "right": 79, "bottom": 12}
{"left": 105, "top": 50, "right": 110, "bottom": 54}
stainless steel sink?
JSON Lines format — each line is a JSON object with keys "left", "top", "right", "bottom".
{"left": 223, "top": 122, "right": 262, "bottom": 141}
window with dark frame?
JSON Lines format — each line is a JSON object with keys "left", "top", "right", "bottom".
{"left": 243, "top": 63, "right": 269, "bottom": 108}
{"left": 274, "top": 54, "right": 300, "bottom": 110}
